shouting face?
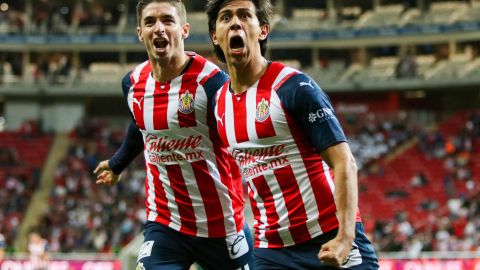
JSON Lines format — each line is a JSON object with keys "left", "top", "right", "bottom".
{"left": 137, "top": 2, "right": 189, "bottom": 63}
{"left": 211, "top": 0, "right": 269, "bottom": 67}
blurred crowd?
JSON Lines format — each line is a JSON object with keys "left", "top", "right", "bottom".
{"left": 38, "top": 119, "right": 145, "bottom": 253}
{"left": 0, "top": 120, "right": 48, "bottom": 254}
{"left": 370, "top": 111, "right": 480, "bottom": 254}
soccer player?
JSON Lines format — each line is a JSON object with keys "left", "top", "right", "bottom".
{"left": 93, "top": 1, "right": 253, "bottom": 269}
{"left": 28, "top": 232, "right": 49, "bottom": 270}
{"left": 206, "top": 0, "right": 379, "bottom": 269}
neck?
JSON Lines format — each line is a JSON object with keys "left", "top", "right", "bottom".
{"left": 150, "top": 52, "right": 189, "bottom": 82}
{"left": 228, "top": 57, "right": 269, "bottom": 95}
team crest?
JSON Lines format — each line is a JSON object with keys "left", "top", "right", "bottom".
{"left": 136, "top": 262, "right": 145, "bottom": 270}
{"left": 178, "top": 90, "right": 195, "bottom": 114}
{"left": 255, "top": 98, "right": 270, "bottom": 122}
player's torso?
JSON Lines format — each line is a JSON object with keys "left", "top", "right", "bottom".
{"left": 126, "top": 58, "right": 243, "bottom": 238}
{"left": 215, "top": 63, "right": 339, "bottom": 247}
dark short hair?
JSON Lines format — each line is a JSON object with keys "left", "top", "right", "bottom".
{"left": 136, "top": 0, "right": 187, "bottom": 26}
{"left": 205, "top": 0, "right": 273, "bottom": 63}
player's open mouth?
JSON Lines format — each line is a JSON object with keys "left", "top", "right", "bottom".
{"left": 229, "top": 36, "right": 245, "bottom": 54}
{"left": 153, "top": 37, "right": 168, "bottom": 49}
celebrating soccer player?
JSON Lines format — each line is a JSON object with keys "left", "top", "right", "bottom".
{"left": 94, "top": 1, "right": 254, "bottom": 269}
{"left": 206, "top": 0, "right": 379, "bottom": 268}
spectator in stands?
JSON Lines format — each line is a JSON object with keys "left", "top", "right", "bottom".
{"left": 396, "top": 46, "right": 417, "bottom": 78}
{"left": 411, "top": 171, "right": 428, "bottom": 187}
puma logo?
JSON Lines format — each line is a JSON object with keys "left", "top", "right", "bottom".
{"left": 133, "top": 97, "right": 144, "bottom": 110}
{"left": 215, "top": 109, "right": 225, "bottom": 127}
{"left": 299, "top": 80, "right": 314, "bottom": 89}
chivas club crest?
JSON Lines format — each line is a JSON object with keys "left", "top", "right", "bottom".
{"left": 255, "top": 98, "right": 270, "bottom": 122}
{"left": 178, "top": 90, "right": 195, "bottom": 114}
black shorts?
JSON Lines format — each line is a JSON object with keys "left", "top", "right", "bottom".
{"left": 254, "top": 222, "right": 378, "bottom": 270}
{"left": 136, "top": 221, "right": 254, "bottom": 270}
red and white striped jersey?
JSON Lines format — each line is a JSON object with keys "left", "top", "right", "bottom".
{"left": 214, "top": 62, "right": 361, "bottom": 248}
{"left": 124, "top": 53, "right": 245, "bottom": 238}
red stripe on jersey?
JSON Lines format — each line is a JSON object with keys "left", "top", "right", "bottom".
{"left": 207, "top": 100, "right": 245, "bottom": 234}
{"left": 132, "top": 63, "right": 151, "bottom": 130}
{"left": 274, "top": 165, "right": 311, "bottom": 244}
{"left": 283, "top": 113, "right": 339, "bottom": 233}
{"left": 166, "top": 164, "right": 197, "bottom": 235}
{"left": 199, "top": 69, "right": 219, "bottom": 86}
{"left": 216, "top": 83, "right": 230, "bottom": 147}
{"left": 192, "top": 160, "right": 226, "bottom": 237}
{"left": 147, "top": 163, "right": 171, "bottom": 223}
{"left": 232, "top": 93, "right": 249, "bottom": 143}
{"left": 273, "top": 72, "right": 297, "bottom": 91}
{"left": 153, "top": 81, "right": 169, "bottom": 130}
{"left": 178, "top": 56, "right": 205, "bottom": 128}
{"left": 252, "top": 175, "right": 284, "bottom": 247}
{"left": 255, "top": 63, "right": 284, "bottom": 139}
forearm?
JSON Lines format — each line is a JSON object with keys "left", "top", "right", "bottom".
{"left": 108, "top": 122, "right": 144, "bottom": 174}
{"left": 333, "top": 155, "right": 358, "bottom": 241}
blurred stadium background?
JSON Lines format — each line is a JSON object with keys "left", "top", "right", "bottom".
{"left": 0, "top": 0, "right": 479, "bottom": 269}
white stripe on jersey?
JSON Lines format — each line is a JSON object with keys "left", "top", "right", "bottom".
{"left": 272, "top": 67, "right": 298, "bottom": 90}
{"left": 146, "top": 164, "right": 158, "bottom": 222}
{"left": 264, "top": 172, "right": 295, "bottom": 245}
{"left": 132, "top": 61, "right": 149, "bottom": 82}
{"left": 159, "top": 168, "right": 182, "bottom": 232}
{"left": 322, "top": 161, "right": 335, "bottom": 194}
{"left": 168, "top": 76, "right": 182, "bottom": 127}
{"left": 196, "top": 61, "right": 218, "bottom": 84}
{"left": 143, "top": 75, "right": 156, "bottom": 131}
{"left": 224, "top": 89, "right": 236, "bottom": 146}
{"left": 248, "top": 182, "right": 269, "bottom": 248}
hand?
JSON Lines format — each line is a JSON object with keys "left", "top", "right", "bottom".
{"left": 318, "top": 236, "right": 353, "bottom": 268}
{"left": 93, "top": 160, "right": 121, "bottom": 186}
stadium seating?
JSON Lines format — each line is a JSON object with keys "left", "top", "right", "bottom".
{"left": 0, "top": 130, "right": 52, "bottom": 251}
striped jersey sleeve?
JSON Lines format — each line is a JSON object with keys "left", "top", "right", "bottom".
{"left": 204, "top": 70, "right": 229, "bottom": 112}
{"left": 107, "top": 71, "right": 144, "bottom": 174}
{"left": 276, "top": 73, "right": 347, "bottom": 153}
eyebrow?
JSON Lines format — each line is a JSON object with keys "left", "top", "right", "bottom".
{"left": 219, "top": 7, "right": 253, "bottom": 16}
{"left": 143, "top": 14, "right": 176, "bottom": 23}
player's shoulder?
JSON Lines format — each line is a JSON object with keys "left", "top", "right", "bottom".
{"left": 276, "top": 67, "right": 319, "bottom": 94}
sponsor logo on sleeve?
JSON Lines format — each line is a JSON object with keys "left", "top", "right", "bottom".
{"left": 308, "top": 108, "right": 335, "bottom": 123}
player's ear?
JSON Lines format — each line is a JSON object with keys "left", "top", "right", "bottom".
{"left": 182, "top": 23, "right": 190, "bottom": 39}
{"left": 211, "top": 30, "right": 219, "bottom": 46}
{"left": 137, "top": 26, "right": 143, "bottom": 42}
{"left": 259, "top": 23, "right": 269, "bottom": 41}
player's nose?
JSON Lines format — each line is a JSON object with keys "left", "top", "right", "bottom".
{"left": 229, "top": 16, "right": 242, "bottom": 30}
{"left": 153, "top": 20, "right": 166, "bottom": 35}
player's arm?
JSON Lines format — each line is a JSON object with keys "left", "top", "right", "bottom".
{"left": 277, "top": 74, "right": 357, "bottom": 267}
{"left": 94, "top": 121, "right": 144, "bottom": 185}
{"left": 318, "top": 142, "right": 357, "bottom": 267}
{"left": 94, "top": 72, "right": 144, "bottom": 185}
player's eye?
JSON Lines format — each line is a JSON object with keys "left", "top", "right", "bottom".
{"left": 221, "top": 14, "right": 230, "bottom": 22}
